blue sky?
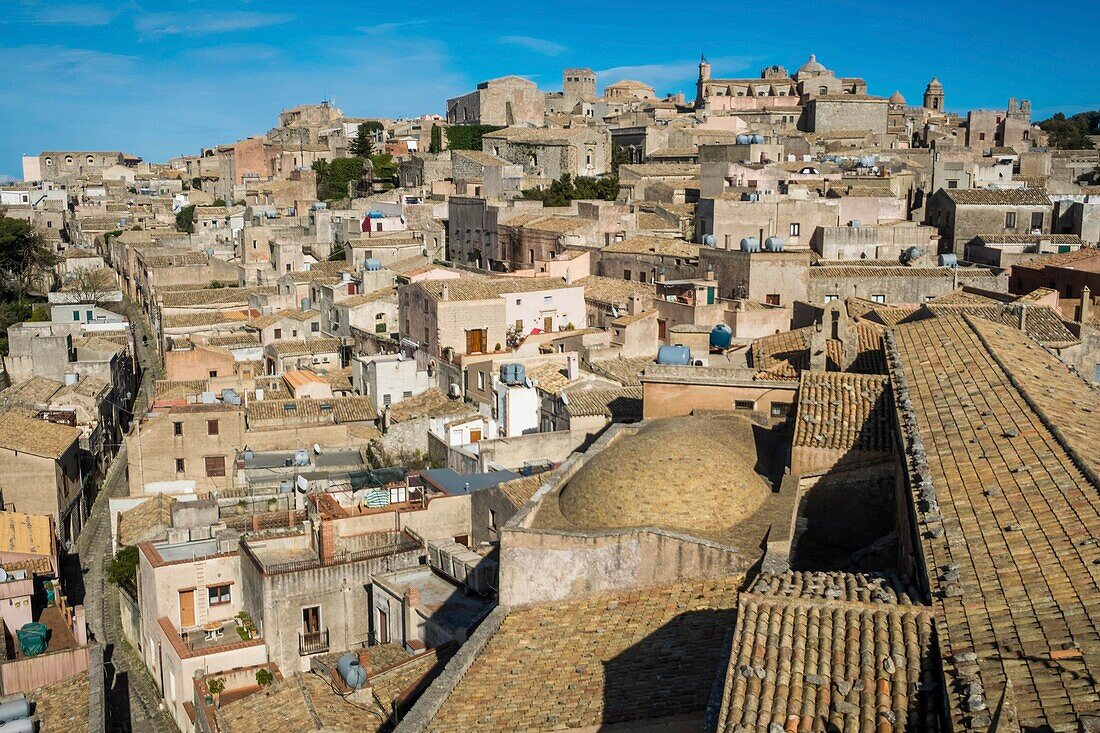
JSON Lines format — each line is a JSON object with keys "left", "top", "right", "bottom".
{"left": 1, "top": 0, "right": 1096, "bottom": 180}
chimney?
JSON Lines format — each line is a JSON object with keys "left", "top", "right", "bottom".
{"left": 705, "top": 263, "right": 715, "bottom": 282}
{"left": 1017, "top": 303, "right": 1028, "bottom": 333}
{"left": 1080, "top": 285, "right": 1092, "bottom": 323}
{"left": 319, "top": 520, "right": 336, "bottom": 563}
{"left": 566, "top": 354, "right": 579, "bottom": 381}
{"left": 441, "top": 282, "right": 450, "bottom": 301}
{"left": 628, "top": 293, "right": 643, "bottom": 316}
{"left": 564, "top": 267, "right": 573, "bottom": 284}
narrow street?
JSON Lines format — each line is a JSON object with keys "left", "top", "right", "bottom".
{"left": 73, "top": 300, "right": 178, "bottom": 733}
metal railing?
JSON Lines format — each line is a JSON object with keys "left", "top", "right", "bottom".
{"left": 299, "top": 629, "right": 329, "bottom": 656}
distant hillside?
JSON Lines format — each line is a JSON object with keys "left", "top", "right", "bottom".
{"left": 1037, "top": 110, "right": 1099, "bottom": 149}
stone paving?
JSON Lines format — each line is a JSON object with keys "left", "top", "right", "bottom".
{"left": 74, "top": 302, "right": 178, "bottom": 733}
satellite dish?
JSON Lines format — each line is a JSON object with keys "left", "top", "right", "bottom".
{"left": 313, "top": 443, "right": 321, "bottom": 455}
{"left": 296, "top": 475, "right": 309, "bottom": 493}
{"left": 0, "top": 569, "right": 8, "bottom": 583}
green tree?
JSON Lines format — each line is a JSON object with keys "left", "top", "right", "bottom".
{"left": 190, "top": 177, "right": 202, "bottom": 190}
{"left": 445, "top": 125, "right": 502, "bottom": 151}
{"left": 175, "top": 204, "right": 196, "bottom": 234}
{"left": 611, "top": 144, "right": 631, "bottom": 174}
{"left": 0, "top": 215, "right": 58, "bottom": 303}
{"left": 429, "top": 124, "right": 443, "bottom": 154}
{"left": 1037, "top": 110, "right": 1099, "bottom": 150}
{"left": 369, "top": 153, "right": 398, "bottom": 185}
{"left": 211, "top": 198, "right": 227, "bottom": 207}
{"left": 350, "top": 122, "right": 375, "bottom": 158}
{"left": 521, "top": 173, "right": 619, "bottom": 207}
{"left": 316, "top": 157, "right": 366, "bottom": 201}
{"left": 107, "top": 545, "right": 140, "bottom": 585}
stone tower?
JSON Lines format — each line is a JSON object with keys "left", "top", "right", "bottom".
{"left": 562, "top": 68, "right": 596, "bottom": 104}
{"left": 923, "top": 77, "right": 944, "bottom": 111}
{"left": 695, "top": 54, "right": 711, "bottom": 109}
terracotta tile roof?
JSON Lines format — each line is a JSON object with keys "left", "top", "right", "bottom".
{"left": 247, "top": 309, "right": 320, "bottom": 330}
{"left": 0, "top": 376, "right": 63, "bottom": 406}
{"left": 525, "top": 362, "right": 574, "bottom": 395}
{"left": 1011, "top": 245, "right": 1100, "bottom": 271}
{"left": 340, "top": 287, "right": 396, "bottom": 308}
{"left": 576, "top": 275, "right": 655, "bottom": 306}
{"left": 0, "top": 411, "right": 81, "bottom": 458}
{"left": 751, "top": 322, "right": 885, "bottom": 378}
{"left": 155, "top": 379, "right": 209, "bottom": 399}
{"left": 496, "top": 474, "right": 544, "bottom": 508}
{"left": 746, "top": 571, "right": 919, "bottom": 605}
{"left": 792, "top": 372, "right": 891, "bottom": 451}
{"left": 161, "top": 287, "right": 274, "bottom": 307}
{"left": 427, "top": 576, "right": 743, "bottom": 732}
{"left": 76, "top": 335, "right": 127, "bottom": 355}
{"left": 163, "top": 309, "right": 257, "bottom": 328}
{"left": 713, "top": 586, "right": 938, "bottom": 732}
{"left": 923, "top": 303, "right": 1079, "bottom": 348}
{"left": 522, "top": 216, "right": 589, "bottom": 234}
{"left": 1015, "top": 286, "right": 1056, "bottom": 302}
{"left": 418, "top": 276, "right": 576, "bottom": 302}
{"left": 943, "top": 187, "right": 1051, "bottom": 206}
{"left": 928, "top": 288, "right": 1010, "bottom": 305}
{"left": 976, "top": 233, "right": 1082, "bottom": 244}
{"left": 247, "top": 396, "right": 377, "bottom": 424}
{"left": 809, "top": 264, "right": 999, "bottom": 279}
{"left": 587, "top": 355, "right": 654, "bottom": 386}
{"left": 385, "top": 388, "right": 472, "bottom": 423}
{"left": 266, "top": 338, "right": 342, "bottom": 357}
{"left": 601, "top": 235, "right": 700, "bottom": 258}
{"left": 888, "top": 314, "right": 1100, "bottom": 730}
{"left": 32, "top": 671, "right": 90, "bottom": 733}
{"left": 564, "top": 386, "right": 643, "bottom": 420}
{"left": 206, "top": 333, "right": 261, "bottom": 348}
{"left": 117, "top": 494, "right": 175, "bottom": 547}
{"left": 140, "top": 250, "right": 208, "bottom": 267}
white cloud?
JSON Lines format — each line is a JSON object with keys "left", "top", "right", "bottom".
{"left": 23, "top": 4, "right": 112, "bottom": 27}
{"left": 596, "top": 55, "right": 756, "bottom": 91}
{"left": 134, "top": 11, "right": 293, "bottom": 36}
{"left": 499, "top": 35, "right": 567, "bottom": 57}
{"left": 0, "top": 174, "right": 17, "bottom": 185}
{"left": 357, "top": 20, "right": 429, "bottom": 36}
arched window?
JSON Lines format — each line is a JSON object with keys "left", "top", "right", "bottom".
{"left": 818, "top": 86, "right": 828, "bottom": 95}
{"left": 45, "top": 158, "right": 53, "bottom": 167}
{"left": 65, "top": 156, "right": 74, "bottom": 165}
{"left": 86, "top": 155, "right": 95, "bottom": 165}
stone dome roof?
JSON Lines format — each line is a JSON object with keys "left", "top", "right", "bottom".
{"left": 798, "top": 53, "right": 826, "bottom": 75}
{"left": 557, "top": 414, "right": 772, "bottom": 540}
{"left": 925, "top": 77, "right": 943, "bottom": 90}
{"left": 889, "top": 90, "right": 906, "bottom": 105}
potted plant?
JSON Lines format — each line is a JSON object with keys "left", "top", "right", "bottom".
{"left": 208, "top": 677, "right": 225, "bottom": 706}
{"left": 236, "top": 499, "right": 247, "bottom": 515}
{"left": 255, "top": 668, "right": 274, "bottom": 687}
{"left": 267, "top": 498, "right": 278, "bottom": 512}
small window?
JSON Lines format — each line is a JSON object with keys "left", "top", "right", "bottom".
{"left": 824, "top": 294, "right": 838, "bottom": 303}
{"left": 207, "top": 419, "right": 219, "bottom": 436}
{"left": 311, "top": 322, "right": 320, "bottom": 332}
{"left": 1005, "top": 212, "right": 1017, "bottom": 229}
{"left": 765, "top": 294, "right": 781, "bottom": 306}
{"left": 208, "top": 370, "right": 217, "bottom": 378}
{"left": 623, "top": 270, "right": 632, "bottom": 281}
{"left": 543, "top": 296, "right": 552, "bottom": 305}
{"left": 489, "top": 508, "right": 498, "bottom": 531}
{"left": 72, "top": 310, "right": 80, "bottom": 322}
{"left": 175, "top": 458, "right": 185, "bottom": 473}
{"left": 770, "top": 403, "right": 791, "bottom": 418}
{"left": 871, "top": 294, "right": 886, "bottom": 304}
{"left": 947, "top": 180, "right": 958, "bottom": 189}
{"left": 274, "top": 328, "right": 282, "bottom": 339}
{"left": 735, "top": 400, "right": 755, "bottom": 411}
{"left": 383, "top": 393, "right": 392, "bottom": 406}
{"left": 477, "top": 371, "right": 485, "bottom": 390}
{"left": 204, "top": 456, "right": 226, "bottom": 477}
{"left": 173, "top": 422, "right": 183, "bottom": 437}
{"left": 789, "top": 222, "right": 800, "bottom": 237}
{"left": 208, "top": 584, "right": 231, "bottom": 606}
{"left": 1030, "top": 212, "right": 1043, "bottom": 230}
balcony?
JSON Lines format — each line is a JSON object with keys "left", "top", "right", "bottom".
{"left": 299, "top": 629, "right": 329, "bottom": 656}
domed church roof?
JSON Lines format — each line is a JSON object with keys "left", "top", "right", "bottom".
{"left": 889, "top": 90, "right": 906, "bottom": 105}
{"left": 797, "top": 53, "right": 827, "bottom": 75}
{"left": 925, "top": 77, "right": 943, "bottom": 90}
{"left": 557, "top": 414, "right": 772, "bottom": 541}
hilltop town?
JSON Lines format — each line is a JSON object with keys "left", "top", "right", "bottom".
{"left": 1, "top": 55, "right": 1099, "bottom": 733}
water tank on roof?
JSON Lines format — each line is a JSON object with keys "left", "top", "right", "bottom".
{"left": 63, "top": 373, "right": 78, "bottom": 386}
{"left": 742, "top": 193, "right": 759, "bottom": 202}
{"left": 301, "top": 298, "right": 311, "bottom": 311}
{"left": 513, "top": 363, "right": 526, "bottom": 385}
{"left": 736, "top": 134, "right": 752, "bottom": 145}
{"left": 848, "top": 220, "right": 861, "bottom": 228}
{"left": 0, "top": 698, "right": 31, "bottom": 723}
{"left": 764, "top": 236, "right": 785, "bottom": 252}
{"left": 657, "top": 344, "right": 692, "bottom": 365}
{"left": 740, "top": 237, "right": 760, "bottom": 252}
{"left": 752, "top": 134, "right": 765, "bottom": 144}
{"left": 901, "top": 246, "right": 925, "bottom": 264}
{"left": 859, "top": 155, "right": 877, "bottom": 167}
{"left": 294, "top": 449, "right": 310, "bottom": 467}
{"left": 221, "top": 388, "right": 241, "bottom": 406}
{"left": 368, "top": 210, "right": 384, "bottom": 219}
{"left": 0, "top": 718, "right": 32, "bottom": 733}
{"left": 710, "top": 324, "right": 733, "bottom": 350}
{"left": 337, "top": 653, "right": 368, "bottom": 690}
{"left": 702, "top": 233, "right": 716, "bottom": 247}
{"left": 938, "top": 253, "right": 958, "bottom": 267}
{"left": 364, "top": 258, "right": 382, "bottom": 271}
{"left": 499, "top": 363, "right": 515, "bottom": 385}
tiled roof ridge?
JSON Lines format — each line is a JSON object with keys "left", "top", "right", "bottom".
{"left": 294, "top": 673, "right": 325, "bottom": 729}
{"left": 962, "top": 313, "right": 1100, "bottom": 492}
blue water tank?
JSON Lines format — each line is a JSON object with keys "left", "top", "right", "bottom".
{"left": 736, "top": 134, "right": 752, "bottom": 145}
{"left": 368, "top": 210, "right": 384, "bottom": 219}
{"left": 740, "top": 237, "right": 760, "bottom": 252}
{"left": 364, "top": 258, "right": 382, "bottom": 271}
{"left": 710, "top": 324, "right": 733, "bottom": 350}
{"left": 764, "top": 236, "right": 785, "bottom": 252}
{"left": 902, "top": 246, "right": 924, "bottom": 263}
{"left": 939, "top": 253, "right": 958, "bottom": 267}
{"left": 0, "top": 698, "right": 31, "bottom": 723}
{"left": 752, "top": 134, "right": 765, "bottom": 144}
{"left": 513, "top": 363, "right": 526, "bottom": 384}
{"left": 337, "top": 653, "right": 368, "bottom": 690}
{"left": 657, "top": 345, "right": 692, "bottom": 365}
{"left": 702, "top": 233, "right": 716, "bottom": 246}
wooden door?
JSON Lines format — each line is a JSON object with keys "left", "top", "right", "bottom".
{"left": 303, "top": 606, "right": 321, "bottom": 634}
{"left": 466, "top": 329, "right": 485, "bottom": 354}
{"left": 179, "top": 590, "right": 195, "bottom": 629}
{"left": 469, "top": 429, "right": 482, "bottom": 443}
{"left": 543, "top": 317, "right": 553, "bottom": 332}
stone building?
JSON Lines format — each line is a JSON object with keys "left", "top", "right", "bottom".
{"left": 966, "top": 98, "right": 1040, "bottom": 154}
{"left": 482, "top": 126, "right": 611, "bottom": 179}
{"left": 924, "top": 187, "right": 1053, "bottom": 256}
{"left": 803, "top": 95, "right": 888, "bottom": 136}
{"left": 446, "top": 76, "right": 544, "bottom": 127}
{"left": 22, "top": 150, "right": 139, "bottom": 183}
